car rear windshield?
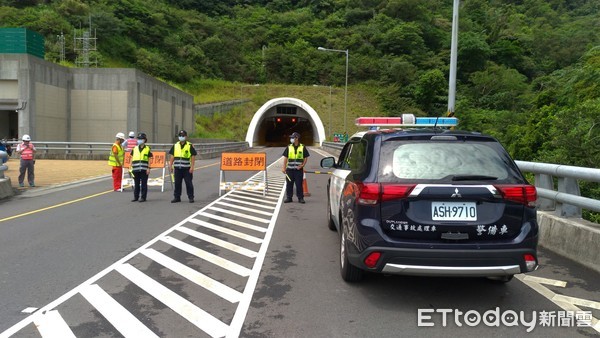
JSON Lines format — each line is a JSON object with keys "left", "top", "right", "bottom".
{"left": 377, "top": 140, "right": 523, "bottom": 183}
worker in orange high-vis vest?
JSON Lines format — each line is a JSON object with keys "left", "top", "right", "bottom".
{"left": 16, "top": 134, "right": 36, "bottom": 187}
{"left": 108, "top": 132, "right": 125, "bottom": 191}
{"left": 125, "top": 131, "right": 137, "bottom": 152}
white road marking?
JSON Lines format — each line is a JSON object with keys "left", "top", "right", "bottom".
{"left": 516, "top": 274, "right": 600, "bottom": 333}
{"left": 141, "top": 248, "right": 242, "bottom": 303}
{"left": 209, "top": 206, "right": 271, "bottom": 223}
{"left": 161, "top": 236, "right": 252, "bottom": 277}
{"left": 552, "top": 294, "right": 600, "bottom": 310}
{"left": 2, "top": 158, "right": 287, "bottom": 338}
{"left": 226, "top": 168, "right": 286, "bottom": 338}
{"left": 33, "top": 310, "right": 76, "bottom": 338}
{"left": 198, "top": 212, "right": 268, "bottom": 233}
{"left": 523, "top": 275, "right": 568, "bottom": 287}
{"left": 222, "top": 196, "right": 276, "bottom": 210}
{"left": 312, "top": 147, "right": 336, "bottom": 158}
{"left": 234, "top": 190, "right": 280, "bottom": 201}
{"left": 80, "top": 284, "right": 158, "bottom": 338}
{"left": 177, "top": 226, "right": 258, "bottom": 258}
{"left": 186, "top": 219, "right": 263, "bottom": 244}
{"left": 216, "top": 201, "right": 274, "bottom": 216}
{"left": 227, "top": 194, "right": 279, "bottom": 204}
{"left": 116, "top": 263, "right": 228, "bottom": 338}
{"left": 20, "top": 307, "right": 37, "bottom": 314}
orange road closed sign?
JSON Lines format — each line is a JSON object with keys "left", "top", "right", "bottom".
{"left": 124, "top": 151, "right": 166, "bottom": 169}
{"left": 221, "top": 152, "right": 266, "bottom": 171}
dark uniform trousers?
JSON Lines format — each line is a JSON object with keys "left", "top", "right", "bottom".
{"left": 174, "top": 167, "right": 194, "bottom": 200}
{"left": 133, "top": 170, "right": 149, "bottom": 200}
{"left": 286, "top": 168, "right": 304, "bottom": 199}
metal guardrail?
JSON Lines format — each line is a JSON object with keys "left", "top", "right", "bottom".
{"left": 3, "top": 141, "right": 248, "bottom": 160}
{"left": 515, "top": 161, "right": 600, "bottom": 218}
{"left": 323, "top": 141, "right": 600, "bottom": 219}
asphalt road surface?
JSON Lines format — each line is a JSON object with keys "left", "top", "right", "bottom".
{"left": 0, "top": 147, "right": 599, "bottom": 337}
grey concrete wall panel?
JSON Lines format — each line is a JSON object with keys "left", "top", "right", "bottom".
{"left": 127, "top": 80, "right": 140, "bottom": 137}
{"left": 0, "top": 54, "right": 193, "bottom": 143}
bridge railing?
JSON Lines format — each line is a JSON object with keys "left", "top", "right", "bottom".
{"left": 515, "top": 161, "right": 600, "bottom": 218}
{"left": 3, "top": 140, "right": 248, "bottom": 160}
{"left": 323, "top": 141, "right": 600, "bottom": 219}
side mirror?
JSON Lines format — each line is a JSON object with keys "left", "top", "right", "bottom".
{"left": 321, "top": 157, "right": 336, "bottom": 169}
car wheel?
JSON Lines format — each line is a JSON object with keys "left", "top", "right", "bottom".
{"left": 340, "top": 228, "right": 363, "bottom": 282}
{"left": 326, "top": 193, "right": 336, "bottom": 231}
{"left": 487, "top": 275, "right": 514, "bottom": 283}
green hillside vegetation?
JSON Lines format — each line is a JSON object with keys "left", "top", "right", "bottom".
{"left": 1, "top": 0, "right": 599, "bottom": 164}
{"left": 195, "top": 81, "right": 378, "bottom": 141}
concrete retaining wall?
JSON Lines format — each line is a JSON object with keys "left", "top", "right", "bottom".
{"left": 0, "top": 54, "right": 194, "bottom": 143}
{"left": 537, "top": 211, "right": 600, "bottom": 273}
{"left": 0, "top": 177, "right": 13, "bottom": 199}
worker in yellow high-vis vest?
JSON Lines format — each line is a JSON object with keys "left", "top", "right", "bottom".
{"left": 168, "top": 130, "right": 197, "bottom": 203}
{"left": 108, "top": 132, "right": 125, "bottom": 191}
{"left": 281, "top": 132, "right": 310, "bottom": 204}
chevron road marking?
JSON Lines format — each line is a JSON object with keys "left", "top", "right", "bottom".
{"left": 1, "top": 158, "right": 287, "bottom": 338}
{"left": 516, "top": 274, "right": 600, "bottom": 333}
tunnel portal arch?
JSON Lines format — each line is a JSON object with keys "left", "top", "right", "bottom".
{"left": 245, "top": 97, "right": 326, "bottom": 147}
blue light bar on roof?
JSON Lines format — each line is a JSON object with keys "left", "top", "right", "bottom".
{"left": 415, "top": 117, "right": 458, "bottom": 126}
{"left": 355, "top": 114, "right": 458, "bottom": 127}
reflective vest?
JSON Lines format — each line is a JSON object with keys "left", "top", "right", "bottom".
{"left": 173, "top": 141, "right": 193, "bottom": 168}
{"left": 131, "top": 145, "right": 151, "bottom": 172}
{"left": 108, "top": 142, "right": 124, "bottom": 167}
{"left": 286, "top": 144, "right": 305, "bottom": 169}
{"left": 18, "top": 142, "right": 35, "bottom": 160}
{"left": 125, "top": 138, "right": 137, "bottom": 152}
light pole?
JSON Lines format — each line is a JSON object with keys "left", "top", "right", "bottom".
{"left": 447, "top": 0, "right": 459, "bottom": 116}
{"left": 318, "top": 46, "right": 348, "bottom": 133}
{"left": 240, "top": 84, "right": 259, "bottom": 139}
{"left": 313, "top": 84, "right": 332, "bottom": 139}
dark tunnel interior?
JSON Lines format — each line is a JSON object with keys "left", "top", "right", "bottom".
{"left": 254, "top": 116, "right": 315, "bottom": 147}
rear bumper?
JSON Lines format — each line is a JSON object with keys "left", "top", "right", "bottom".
{"left": 381, "top": 263, "right": 521, "bottom": 277}
{"left": 348, "top": 247, "right": 537, "bottom": 277}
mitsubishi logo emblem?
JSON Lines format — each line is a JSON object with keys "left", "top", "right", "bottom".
{"left": 451, "top": 188, "right": 461, "bottom": 198}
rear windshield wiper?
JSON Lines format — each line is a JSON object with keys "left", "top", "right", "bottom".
{"left": 442, "top": 174, "right": 499, "bottom": 181}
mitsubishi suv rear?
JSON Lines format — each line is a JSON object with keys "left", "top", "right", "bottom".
{"left": 321, "top": 123, "right": 538, "bottom": 283}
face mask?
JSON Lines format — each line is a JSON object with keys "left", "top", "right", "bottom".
{"left": 137, "top": 139, "right": 144, "bottom": 145}
{"left": 178, "top": 136, "right": 186, "bottom": 142}
{"left": 290, "top": 138, "right": 295, "bottom": 144}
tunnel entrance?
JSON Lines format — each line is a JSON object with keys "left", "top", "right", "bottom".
{"left": 245, "top": 97, "right": 325, "bottom": 148}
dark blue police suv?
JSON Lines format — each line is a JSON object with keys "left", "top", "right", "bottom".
{"left": 321, "top": 117, "right": 538, "bottom": 283}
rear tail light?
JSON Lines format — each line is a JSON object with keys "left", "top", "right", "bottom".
{"left": 381, "top": 184, "right": 416, "bottom": 201}
{"left": 496, "top": 185, "right": 537, "bottom": 207}
{"left": 356, "top": 183, "right": 380, "bottom": 205}
{"left": 356, "top": 183, "right": 416, "bottom": 205}
{"left": 364, "top": 252, "right": 382, "bottom": 268}
{"left": 523, "top": 254, "right": 537, "bottom": 272}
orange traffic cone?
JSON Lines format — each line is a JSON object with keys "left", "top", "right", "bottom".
{"left": 302, "top": 172, "right": 311, "bottom": 197}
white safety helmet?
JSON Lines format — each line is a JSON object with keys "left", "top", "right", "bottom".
{"left": 115, "top": 132, "right": 125, "bottom": 139}
{"left": 128, "top": 131, "right": 135, "bottom": 137}
{"left": 22, "top": 134, "right": 31, "bottom": 141}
